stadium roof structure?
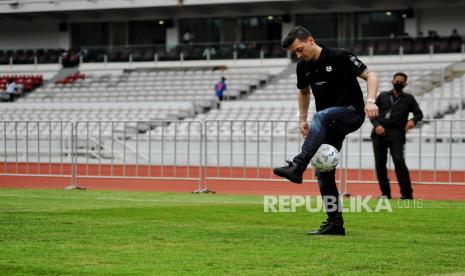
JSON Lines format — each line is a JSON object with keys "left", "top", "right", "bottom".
{"left": 1, "top": 0, "right": 465, "bottom": 15}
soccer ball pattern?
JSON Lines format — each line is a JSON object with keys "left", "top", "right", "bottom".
{"left": 310, "top": 144, "right": 340, "bottom": 172}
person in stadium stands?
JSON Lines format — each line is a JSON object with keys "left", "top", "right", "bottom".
{"left": 449, "top": 29, "right": 462, "bottom": 41}
{"left": 6, "top": 78, "right": 17, "bottom": 102}
{"left": 202, "top": 46, "right": 216, "bottom": 59}
{"left": 182, "top": 29, "right": 194, "bottom": 45}
{"left": 61, "top": 51, "right": 70, "bottom": 67}
{"left": 449, "top": 29, "right": 463, "bottom": 51}
{"left": 427, "top": 30, "right": 441, "bottom": 44}
{"left": 370, "top": 72, "right": 423, "bottom": 200}
{"left": 273, "top": 26, "right": 379, "bottom": 236}
{"left": 214, "top": 77, "right": 227, "bottom": 108}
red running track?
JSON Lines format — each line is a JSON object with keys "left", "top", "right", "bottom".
{"left": 0, "top": 163, "right": 464, "bottom": 200}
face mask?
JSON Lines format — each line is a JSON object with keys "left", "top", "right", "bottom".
{"left": 393, "top": 83, "right": 405, "bottom": 92}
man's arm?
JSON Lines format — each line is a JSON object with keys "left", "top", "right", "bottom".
{"left": 370, "top": 95, "right": 381, "bottom": 127}
{"left": 298, "top": 87, "right": 311, "bottom": 138}
{"left": 410, "top": 96, "right": 423, "bottom": 124}
{"left": 298, "top": 87, "right": 311, "bottom": 121}
{"left": 371, "top": 95, "right": 386, "bottom": 135}
{"left": 358, "top": 69, "right": 379, "bottom": 119}
{"left": 406, "top": 95, "right": 424, "bottom": 131}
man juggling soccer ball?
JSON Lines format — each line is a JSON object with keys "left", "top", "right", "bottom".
{"left": 273, "top": 26, "right": 379, "bottom": 235}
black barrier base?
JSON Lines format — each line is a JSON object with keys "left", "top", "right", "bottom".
{"left": 192, "top": 189, "right": 216, "bottom": 194}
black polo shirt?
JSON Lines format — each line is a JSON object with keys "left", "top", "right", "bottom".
{"left": 296, "top": 46, "right": 367, "bottom": 113}
{"left": 370, "top": 90, "right": 423, "bottom": 142}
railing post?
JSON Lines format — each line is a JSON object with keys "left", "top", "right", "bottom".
{"left": 66, "top": 121, "right": 85, "bottom": 190}
{"left": 66, "top": 121, "right": 76, "bottom": 189}
{"left": 368, "top": 46, "right": 374, "bottom": 56}
{"left": 199, "top": 121, "right": 204, "bottom": 192}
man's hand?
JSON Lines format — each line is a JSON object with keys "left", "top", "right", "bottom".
{"left": 375, "top": 125, "right": 385, "bottom": 136}
{"left": 405, "top": 120, "right": 415, "bottom": 131}
{"left": 365, "top": 102, "right": 379, "bottom": 119}
{"left": 300, "top": 121, "right": 309, "bottom": 138}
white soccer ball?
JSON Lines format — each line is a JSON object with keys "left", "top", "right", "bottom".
{"left": 310, "top": 144, "right": 340, "bottom": 172}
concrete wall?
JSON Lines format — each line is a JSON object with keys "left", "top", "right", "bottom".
{"left": 416, "top": 7, "right": 465, "bottom": 37}
{"left": 0, "top": 22, "right": 70, "bottom": 50}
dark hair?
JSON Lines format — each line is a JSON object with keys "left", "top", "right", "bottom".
{"left": 221, "top": 77, "right": 226, "bottom": 81}
{"left": 282, "top": 26, "right": 312, "bottom": 49}
{"left": 393, "top": 72, "right": 408, "bottom": 80}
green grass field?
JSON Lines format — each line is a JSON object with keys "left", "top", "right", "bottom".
{"left": 1, "top": 189, "right": 465, "bottom": 275}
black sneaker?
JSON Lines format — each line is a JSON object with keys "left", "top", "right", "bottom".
{"left": 307, "top": 218, "right": 346, "bottom": 236}
{"left": 273, "top": 160, "right": 304, "bottom": 184}
{"left": 400, "top": 195, "right": 413, "bottom": 200}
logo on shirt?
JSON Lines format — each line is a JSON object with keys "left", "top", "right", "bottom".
{"left": 325, "top": 66, "right": 332, "bottom": 72}
{"left": 305, "top": 72, "right": 310, "bottom": 76}
{"left": 350, "top": 55, "right": 362, "bottom": 67}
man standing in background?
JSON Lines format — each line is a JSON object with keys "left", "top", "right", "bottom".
{"left": 370, "top": 72, "right": 423, "bottom": 200}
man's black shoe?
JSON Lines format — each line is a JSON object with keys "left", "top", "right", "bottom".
{"left": 400, "top": 195, "right": 413, "bottom": 200}
{"left": 273, "top": 160, "right": 304, "bottom": 184}
{"left": 379, "top": 194, "right": 392, "bottom": 199}
{"left": 307, "top": 218, "right": 346, "bottom": 236}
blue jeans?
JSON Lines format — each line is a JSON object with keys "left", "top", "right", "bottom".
{"left": 293, "top": 106, "right": 364, "bottom": 219}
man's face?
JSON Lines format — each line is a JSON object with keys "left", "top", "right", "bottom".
{"left": 392, "top": 75, "right": 407, "bottom": 87}
{"left": 392, "top": 75, "right": 407, "bottom": 92}
{"left": 288, "top": 37, "right": 314, "bottom": 61}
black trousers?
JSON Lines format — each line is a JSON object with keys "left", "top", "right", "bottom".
{"left": 315, "top": 134, "right": 344, "bottom": 222}
{"left": 371, "top": 133, "right": 413, "bottom": 198}
{"left": 294, "top": 106, "right": 364, "bottom": 222}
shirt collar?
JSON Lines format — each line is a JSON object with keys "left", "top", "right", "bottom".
{"left": 305, "top": 44, "right": 328, "bottom": 67}
{"left": 391, "top": 90, "right": 405, "bottom": 97}
{"left": 315, "top": 45, "right": 328, "bottom": 66}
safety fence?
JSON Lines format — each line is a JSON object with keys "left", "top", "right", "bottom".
{"left": 72, "top": 120, "right": 203, "bottom": 191}
{"left": 0, "top": 121, "right": 73, "bottom": 177}
{"left": 1, "top": 119, "right": 464, "bottom": 192}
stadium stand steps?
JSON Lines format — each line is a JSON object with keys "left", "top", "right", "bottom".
{"left": 415, "top": 60, "right": 465, "bottom": 96}
{"left": 20, "top": 67, "right": 270, "bottom": 115}
{"left": 46, "top": 67, "right": 79, "bottom": 86}
{"left": 267, "top": 62, "right": 297, "bottom": 85}
{"left": 444, "top": 60, "right": 465, "bottom": 81}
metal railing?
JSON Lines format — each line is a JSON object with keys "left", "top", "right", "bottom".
{"left": 70, "top": 120, "right": 204, "bottom": 191}
{"left": 202, "top": 119, "right": 465, "bottom": 192}
{"left": 0, "top": 121, "right": 73, "bottom": 177}
{"left": 0, "top": 119, "right": 464, "bottom": 192}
